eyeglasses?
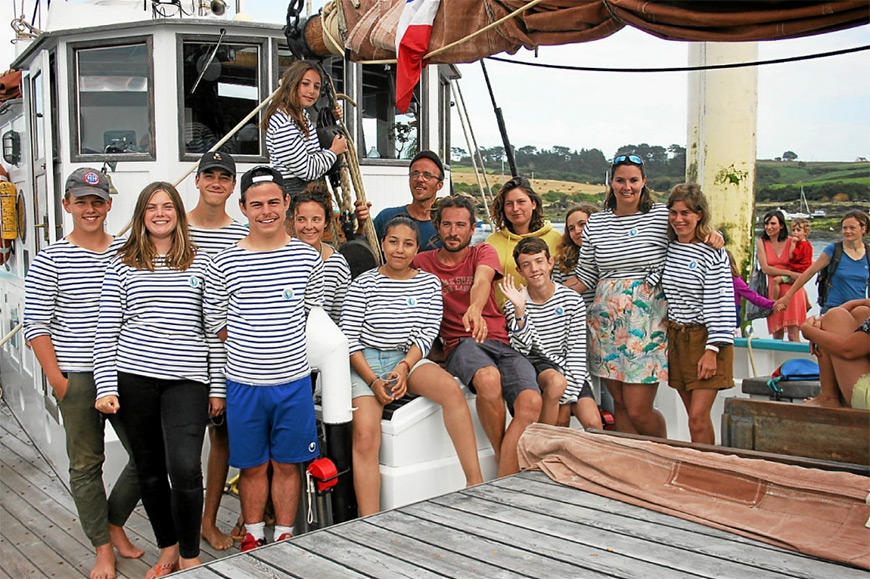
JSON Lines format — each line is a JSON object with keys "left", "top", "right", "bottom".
{"left": 612, "top": 154, "right": 643, "bottom": 166}
{"left": 410, "top": 170, "right": 440, "bottom": 181}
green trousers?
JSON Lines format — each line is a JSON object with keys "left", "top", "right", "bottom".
{"left": 59, "top": 372, "right": 140, "bottom": 547}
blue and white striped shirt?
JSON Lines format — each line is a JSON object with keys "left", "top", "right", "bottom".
{"left": 662, "top": 241, "right": 735, "bottom": 345}
{"left": 93, "top": 252, "right": 225, "bottom": 399}
{"left": 189, "top": 222, "right": 248, "bottom": 256}
{"left": 553, "top": 262, "right": 596, "bottom": 312}
{"left": 323, "top": 250, "right": 351, "bottom": 326}
{"left": 575, "top": 203, "right": 669, "bottom": 290}
{"left": 24, "top": 237, "right": 126, "bottom": 372}
{"left": 341, "top": 269, "right": 442, "bottom": 357}
{"left": 504, "top": 285, "right": 587, "bottom": 404}
{"left": 204, "top": 239, "right": 325, "bottom": 386}
{"left": 266, "top": 109, "right": 336, "bottom": 184}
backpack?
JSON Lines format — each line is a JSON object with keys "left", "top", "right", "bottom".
{"left": 766, "top": 359, "right": 820, "bottom": 400}
{"left": 816, "top": 241, "right": 870, "bottom": 308}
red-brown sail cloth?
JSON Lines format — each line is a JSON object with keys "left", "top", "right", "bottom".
{"left": 517, "top": 423, "right": 870, "bottom": 570}
{"left": 341, "top": 0, "right": 869, "bottom": 63}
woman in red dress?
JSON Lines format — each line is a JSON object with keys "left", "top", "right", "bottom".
{"left": 757, "top": 210, "right": 808, "bottom": 341}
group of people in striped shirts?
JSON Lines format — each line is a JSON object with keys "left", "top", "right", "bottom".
{"left": 24, "top": 142, "right": 742, "bottom": 578}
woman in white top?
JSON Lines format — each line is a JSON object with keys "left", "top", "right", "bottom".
{"left": 288, "top": 183, "right": 351, "bottom": 325}
{"left": 94, "top": 183, "right": 224, "bottom": 577}
{"left": 340, "top": 215, "right": 483, "bottom": 516}
{"left": 262, "top": 60, "right": 347, "bottom": 197}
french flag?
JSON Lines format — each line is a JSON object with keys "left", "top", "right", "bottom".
{"left": 395, "top": 0, "right": 441, "bottom": 113}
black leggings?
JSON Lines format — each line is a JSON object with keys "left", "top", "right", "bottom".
{"left": 117, "top": 373, "right": 208, "bottom": 559}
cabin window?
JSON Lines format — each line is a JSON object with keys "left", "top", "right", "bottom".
{"left": 180, "top": 40, "right": 262, "bottom": 159}
{"left": 70, "top": 39, "right": 154, "bottom": 161}
{"left": 359, "top": 64, "right": 419, "bottom": 160}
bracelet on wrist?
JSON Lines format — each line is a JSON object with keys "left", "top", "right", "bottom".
{"left": 705, "top": 344, "right": 720, "bottom": 354}
{"left": 398, "top": 359, "right": 411, "bottom": 374}
{"left": 368, "top": 376, "right": 380, "bottom": 387}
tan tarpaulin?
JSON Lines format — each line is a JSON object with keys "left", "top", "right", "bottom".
{"left": 517, "top": 423, "right": 870, "bottom": 570}
{"left": 341, "top": 0, "right": 869, "bottom": 63}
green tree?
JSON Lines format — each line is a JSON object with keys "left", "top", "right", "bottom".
{"left": 782, "top": 151, "right": 798, "bottom": 161}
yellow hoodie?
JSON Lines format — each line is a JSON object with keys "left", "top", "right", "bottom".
{"left": 485, "top": 221, "right": 562, "bottom": 309}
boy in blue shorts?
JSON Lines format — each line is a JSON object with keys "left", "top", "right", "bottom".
{"left": 204, "top": 166, "right": 325, "bottom": 551}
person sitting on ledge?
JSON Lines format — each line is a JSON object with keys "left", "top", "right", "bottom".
{"left": 799, "top": 298, "right": 870, "bottom": 409}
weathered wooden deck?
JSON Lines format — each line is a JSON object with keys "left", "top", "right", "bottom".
{"left": 0, "top": 401, "right": 242, "bottom": 578}
{"left": 175, "top": 479, "right": 865, "bottom": 578}
{"left": 2, "top": 398, "right": 865, "bottom": 578}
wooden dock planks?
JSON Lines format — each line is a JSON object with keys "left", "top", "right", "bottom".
{"left": 4, "top": 398, "right": 866, "bottom": 578}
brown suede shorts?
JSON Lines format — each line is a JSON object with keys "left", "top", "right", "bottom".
{"left": 666, "top": 322, "right": 734, "bottom": 391}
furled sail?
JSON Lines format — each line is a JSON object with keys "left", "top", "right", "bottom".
{"left": 336, "top": 0, "right": 869, "bottom": 64}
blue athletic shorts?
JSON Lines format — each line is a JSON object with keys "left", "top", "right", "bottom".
{"left": 445, "top": 338, "right": 539, "bottom": 414}
{"left": 226, "top": 376, "right": 319, "bottom": 468}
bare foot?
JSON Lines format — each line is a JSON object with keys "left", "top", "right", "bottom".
{"left": 802, "top": 395, "right": 843, "bottom": 408}
{"left": 109, "top": 524, "right": 144, "bottom": 558}
{"left": 201, "top": 521, "right": 233, "bottom": 550}
{"left": 90, "top": 544, "right": 116, "bottom": 579}
{"left": 178, "top": 556, "right": 203, "bottom": 570}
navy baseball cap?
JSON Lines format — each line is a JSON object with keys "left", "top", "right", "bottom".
{"left": 197, "top": 151, "right": 236, "bottom": 176}
{"left": 240, "top": 165, "right": 285, "bottom": 194}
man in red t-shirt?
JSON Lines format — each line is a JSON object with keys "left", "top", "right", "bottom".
{"left": 412, "top": 195, "right": 541, "bottom": 476}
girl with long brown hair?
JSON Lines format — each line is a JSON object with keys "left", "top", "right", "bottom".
{"left": 262, "top": 60, "right": 347, "bottom": 196}
{"left": 94, "top": 183, "right": 224, "bottom": 578}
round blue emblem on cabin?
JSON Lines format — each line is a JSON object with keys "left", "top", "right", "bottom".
{"left": 282, "top": 287, "right": 295, "bottom": 300}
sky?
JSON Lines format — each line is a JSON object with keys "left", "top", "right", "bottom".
{"left": 2, "top": 1, "right": 868, "bottom": 162}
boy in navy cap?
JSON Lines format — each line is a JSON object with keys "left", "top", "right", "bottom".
{"left": 24, "top": 168, "right": 142, "bottom": 579}
{"left": 204, "top": 166, "right": 324, "bottom": 550}
{"left": 187, "top": 151, "right": 249, "bottom": 550}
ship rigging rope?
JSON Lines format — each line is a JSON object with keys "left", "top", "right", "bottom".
{"left": 486, "top": 44, "right": 870, "bottom": 73}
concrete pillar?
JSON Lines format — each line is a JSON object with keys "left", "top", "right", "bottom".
{"left": 686, "top": 42, "right": 759, "bottom": 275}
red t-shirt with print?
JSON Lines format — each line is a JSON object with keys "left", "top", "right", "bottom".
{"left": 412, "top": 243, "right": 509, "bottom": 355}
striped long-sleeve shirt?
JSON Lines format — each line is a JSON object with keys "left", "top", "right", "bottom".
{"left": 189, "top": 222, "right": 248, "bottom": 256}
{"left": 662, "top": 241, "right": 735, "bottom": 345}
{"left": 323, "top": 250, "right": 351, "bottom": 326}
{"left": 266, "top": 109, "right": 336, "bottom": 184}
{"left": 93, "top": 253, "right": 225, "bottom": 399}
{"left": 340, "top": 269, "right": 442, "bottom": 357}
{"left": 504, "top": 285, "right": 587, "bottom": 404}
{"left": 575, "top": 203, "right": 669, "bottom": 290}
{"left": 204, "top": 239, "right": 325, "bottom": 386}
{"left": 24, "top": 237, "right": 126, "bottom": 372}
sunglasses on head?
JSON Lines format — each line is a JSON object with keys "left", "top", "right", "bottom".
{"left": 612, "top": 154, "right": 643, "bottom": 166}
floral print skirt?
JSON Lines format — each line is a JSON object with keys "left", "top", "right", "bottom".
{"left": 588, "top": 278, "right": 668, "bottom": 384}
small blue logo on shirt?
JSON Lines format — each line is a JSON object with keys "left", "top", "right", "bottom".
{"left": 189, "top": 275, "right": 201, "bottom": 288}
{"left": 628, "top": 228, "right": 639, "bottom": 237}
{"left": 282, "top": 287, "right": 295, "bottom": 300}
{"left": 555, "top": 306, "right": 565, "bottom": 316}
{"left": 308, "top": 442, "right": 317, "bottom": 453}
{"left": 407, "top": 297, "right": 417, "bottom": 307}
{"left": 688, "top": 260, "right": 698, "bottom": 270}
